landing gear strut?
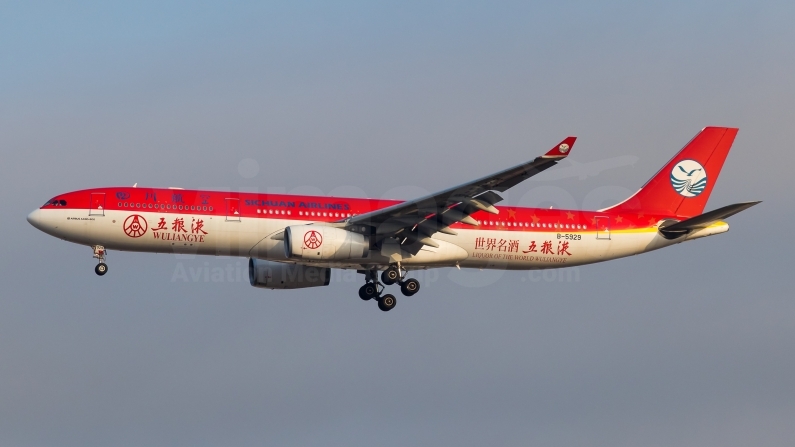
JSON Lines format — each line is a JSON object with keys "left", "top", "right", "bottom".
{"left": 359, "top": 269, "right": 382, "bottom": 302}
{"left": 92, "top": 245, "right": 108, "bottom": 276}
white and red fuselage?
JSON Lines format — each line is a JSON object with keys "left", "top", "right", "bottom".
{"left": 27, "top": 127, "right": 757, "bottom": 309}
{"left": 26, "top": 187, "right": 727, "bottom": 270}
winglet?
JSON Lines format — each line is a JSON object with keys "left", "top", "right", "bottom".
{"left": 543, "top": 136, "right": 577, "bottom": 158}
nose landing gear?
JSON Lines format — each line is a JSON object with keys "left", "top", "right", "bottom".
{"left": 92, "top": 245, "right": 108, "bottom": 276}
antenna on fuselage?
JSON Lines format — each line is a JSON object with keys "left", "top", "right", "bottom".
{"left": 133, "top": 183, "right": 137, "bottom": 188}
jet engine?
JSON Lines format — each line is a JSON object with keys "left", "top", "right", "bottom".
{"left": 248, "top": 258, "right": 330, "bottom": 289}
{"left": 284, "top": 225, "right": 368, "bottom": 261}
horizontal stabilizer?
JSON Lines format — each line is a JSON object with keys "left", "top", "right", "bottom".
{"left": 659, "top": 201, "right": 761, "bottom": 236}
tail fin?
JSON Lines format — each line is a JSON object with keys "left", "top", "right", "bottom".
{"left": 604, "top": 127, "right": 738, "bottom": 217}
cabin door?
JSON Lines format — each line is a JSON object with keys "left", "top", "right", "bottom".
{"left": 226, "top": 198, "right": 241, "bottom": 222}
{"left": 595, "top": 216, "right": 610, "bottom": 240}
{"left": 89, "top": 193, "right": 105, "bottom": 216}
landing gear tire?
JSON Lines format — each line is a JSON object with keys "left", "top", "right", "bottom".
{"left": 91, "top": 246, "right": 107, "bottom": 276}
{"left": 378, "top": 294, "right": 397, "bottom": 312}
{"left": 95, "top": 263, "right": 108, "bottom": 276}
{"left": 400, "top": 278, "right": 420, "bottom": 296}
{"left": 381, "top": 266, "right": 400, "bottom": 285}
{"left": 359, "top": 283, "right": 378, "bottom": 301}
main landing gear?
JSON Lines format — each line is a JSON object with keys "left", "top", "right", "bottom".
{"left": 92, "top": 245, "right": 108, "bottom": 276}
{"left": 384, "top": 265, "right": 420, "bottom": 297}
{"left": 359, "top": 264, "right": 421, "bottom": 312}
{"left": 358, "top": 281, "right": 396, "bottom": 311}
{"left": 358, "top": 282, "right": 379, "bottom": 300}
{"left": 378, "top": 294, "right": 397, "bottom": 312}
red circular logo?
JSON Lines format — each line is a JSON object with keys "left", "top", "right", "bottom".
{"left": 123, "top": 215, "right": 148, "bottom": 238}
{"left": 303, "top": 230, "right": 322, "bottom": 249}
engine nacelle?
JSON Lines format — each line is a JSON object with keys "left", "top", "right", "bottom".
{"left": 284, "top": 225, "right": 368, "bottom": 261}
{"left": 248, "top": 258, "right": 330, "bottom": 290}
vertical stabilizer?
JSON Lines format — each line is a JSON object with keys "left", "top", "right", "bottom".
{"left": 604, "top": 127, "right": 738, "bottom": 217}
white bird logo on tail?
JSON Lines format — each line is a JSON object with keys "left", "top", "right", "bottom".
{"left": 670, "top": 159, "right": 707, "bottom": 197}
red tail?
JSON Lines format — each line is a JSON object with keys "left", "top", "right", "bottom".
{"left": 604, "top": 127, "right": 738, "bottom": 217}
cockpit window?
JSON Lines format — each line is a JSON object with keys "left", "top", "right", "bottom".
{"left": 43, "top": 198, "right": 67, "bottom": 207}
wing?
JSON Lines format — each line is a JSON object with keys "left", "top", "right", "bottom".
{"left": 346, "top": 137, "right": 576, "bottom": 254}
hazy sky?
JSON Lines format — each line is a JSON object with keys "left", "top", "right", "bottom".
{"left": 2, "top": 1, "right": 794, "bottom": 446}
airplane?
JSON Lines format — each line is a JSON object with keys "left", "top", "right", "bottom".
{"left": 27, "top": 126, "right": 759, "bottom": 312}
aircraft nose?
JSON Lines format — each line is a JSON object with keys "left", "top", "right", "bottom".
{"left": 27, "top": 209, "right": 45, "bottom": 230}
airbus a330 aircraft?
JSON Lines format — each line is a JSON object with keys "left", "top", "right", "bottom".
{"left": 28, "top": 127, "right": 759, "bottom": 311}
